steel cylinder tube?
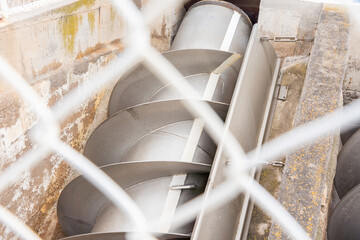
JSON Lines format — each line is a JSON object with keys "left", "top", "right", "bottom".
{"left": 171, "top": 0, "right": 252, "bottom": 53}
{"left": 57, "top": 1, "right": 252, "bottom": 239}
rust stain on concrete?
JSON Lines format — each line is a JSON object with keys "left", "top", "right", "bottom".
{"left": 75, "top": 42, "right": 104, "bottom": 59}
{"left": 0, "top": 92, "right": 21, "bottom": 128}
{"left": 33, "top": 61, "right": 63, "bottom": 77}
{"left": 324, "top": 5, "right": 347, "bottom": 13}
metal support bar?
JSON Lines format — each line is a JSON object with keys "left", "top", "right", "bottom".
{"left": 260, "top": 36, "right": 314, "bottom": 42}
{"left": 266, "top": 161, "right": 285, "bottom": 167}
{"left": 170, "top": 184, "right": 197, "bottom": 190}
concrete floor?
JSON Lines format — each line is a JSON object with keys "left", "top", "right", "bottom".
{"left": 0, "top": 1, "right": 355, "bottom": 239}
{"left": 343, "top": 5, "right": 360, "bottom": 105}
{"left": 247, "top": 56, "right": 308, "bottom": 239}
{"left": 248, "top": 3, "right": 351, "bottom": 240}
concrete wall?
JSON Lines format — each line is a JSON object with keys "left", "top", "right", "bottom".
{"left": 247, "top": 56, "right": 309, "bottom": 240}
{"left": 249, "top": 2, "right": 350, "bottom": 240}
{"left": 342, "top": 5, "right": 360, "bottom": 104}
{"left": 267, "top": 7, "right": 349, "bottom": 239}
{"left": 258, "top": 0, "right": 322, "bottom": 57}
{"left": 0, "top": 0, "right": 184, "bottom": 239}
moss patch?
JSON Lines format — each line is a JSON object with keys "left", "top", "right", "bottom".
{"left": 56, "top": 0, "right": 96, "bottom": 15}
{"left": 57, "top": 0, "right": 96, "bottom": 54}
{"left": 88, "top": 11, "right": 96, "bottom": 33}
{"left": 60, "top": 14, "right": 82, "bottom": 54}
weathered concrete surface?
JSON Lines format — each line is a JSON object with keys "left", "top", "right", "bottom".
{"left": 0, "top": 0, "right": 184, "bottom": 85}
{"left": 0, "top": 0, "right": 124, "bottom": 82}
{"left": 148, "top": 3, "right": 185, "bottom": 52}
{"left": 247, "top": 56, "right": 308, "bottom": 240}
{"left": 258, "top": 0, "right": 322, "bottom": 57}
{"left": 0, "top": 43, "right": 120, "bottom": 240}
{"left": 268, "top": 5, "right": 350, "bottom": 240}
{"left": 342, "top": 5, "right": 360, "bottom": 104}
{"left": 0, "top": 0, "right": 184, "bottom": 239}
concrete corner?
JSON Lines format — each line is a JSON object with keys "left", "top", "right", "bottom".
{"left": 268, "top": 5, "right": 350, "bottom": 240}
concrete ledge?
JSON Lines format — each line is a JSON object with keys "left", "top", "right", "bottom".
{"left": 268, "top": 5, "right": 350, "bottom": 240}
{"left": 247, "top": 56, "right": 309, "bottom": 239}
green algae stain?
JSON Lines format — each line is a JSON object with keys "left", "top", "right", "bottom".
{"left": 57, "top": 0, "right": 96, "bottom": 54}
{"left": 110, "top": 6, "right": 117, "bottom": 23}
{"left": 56, "top": 0, "right": 96, "bottom": 15}
{"left": 88, "top": 11, "right": 96, "bottom": 33}
{"left": 60, "top": 15, "right": 82, "bottom": 54}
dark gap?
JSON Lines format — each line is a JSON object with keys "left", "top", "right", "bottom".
{"left": 184, "top": 0, "right": 260, "bottom": 24}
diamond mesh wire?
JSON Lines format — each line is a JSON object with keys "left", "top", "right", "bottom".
{"left": 0, "top": 0, "right": 358, "bottom": 240}
{"left": 6, "top": 0, "right": 38, "bottom": 9}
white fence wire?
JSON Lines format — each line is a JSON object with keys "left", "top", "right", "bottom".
{"left": 6, "top": 0, "right": 38, "bottom": 9}
{"left": 0, "top": 0, "right": 78, "bottom": 20}
{"left": 0, "top": 0, "right": 358, "bottom": 239}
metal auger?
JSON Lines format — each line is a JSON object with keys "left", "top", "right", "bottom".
{"left": 57, "top": 1, "right": 253, "bottom": 239}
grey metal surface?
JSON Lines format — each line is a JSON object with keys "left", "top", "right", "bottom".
{"left": 340, "top": 120, "right": 360, "bottom": 144}
{"left": 92, "top": 173, "right": 208, "bottom": 234}
{"left": 85, "top": 100, "right": 228, "bottom": 167}
{"left": 118, "top": 121, "right": 215, "bottom": 164}
{"left": 108, "top": 49, "right": 240, "bottom": 116}
{"left": 108, "top": 49, "right": 241, "bottom": 116}
{"left": 335, "top": 128, "right": 360, "bottom": 198}
{"left": 60, "top": 232, "right": 190, "bottom": 240}
{"left": 58, "top": 161, "right": 211, "bottom": 236}
{"left": 328, "top": 184, "right": 360, "bottom": 240}
{"left": 191, "top": 24, "right": 280, "bottom": 240}
{"left": 58, "top": 2, "right": 254, "bottom": 239}
{"left": 171, "top": 1, "right": 252, "bottom": 53}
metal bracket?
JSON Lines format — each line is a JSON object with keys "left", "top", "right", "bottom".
{"left": 260, "top": 36, "right": 314, "bottom": 43}
{"left": 267, "top": 161, "right": 285, "bottom": 167}
{"left": 277, "top": 85, "right": 288, "bottom": 101}
{"left": 225, "top": 160, "right": 235, "bottom": 165}
{"left": 170, "top": 184, "right": 197, "bottom": 190}
{"left": 227, "top": 160, "right": 285, "bottom": 168}
{"left": 225, "top": 160, "right": 244, "bottom": 166}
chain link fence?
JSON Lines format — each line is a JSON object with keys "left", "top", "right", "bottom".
{"left": 6, "top": 0, "right": 39, "bottom": 9}
{"left": 0, "top": 0, "right": 359, "bottom": 239}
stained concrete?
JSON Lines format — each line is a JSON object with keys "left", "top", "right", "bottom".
{"left": 0, "top": 44, "right": 123, "bottom": 239}
{"left": 247, "top": 56, "right": 309, "bottom": 240}
{"left": 258, "top": 0, "right": 322, "bottom": 57}
{"left": 342, "top": 5, "right": 360, "bottom": 105}
{"left": 267, "top": 5, "right": 350, "bottom": 240}
{"left": 0, "top": 0, "right": 184, "bottom": 239}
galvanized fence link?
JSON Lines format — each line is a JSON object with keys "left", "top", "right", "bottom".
{"left": 0, "top": 0, "right": 358, "bottom": 240}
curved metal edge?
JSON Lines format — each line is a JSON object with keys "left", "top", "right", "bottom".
{"left": 163, "top": 48, "right": 238, "bottom": 57}
{"left": 108, "top": 49, "right": 240, "bottom": 117}
{"left": 86, "top": 100, "right": 229, "bottom": 167}
{"left": 340, "top": 121, "right": 360, "bottom": 144}
{"left": 188, "top": 0, "right": 253, "bottom": 28}
{"left": 190, "top": 24, "right": 281, "bottom": 240}
{"left": 328, "top": 183, "right": 360, "bottom": 240}
{"left": 60, "top": 232, "right": 190, "bottom": 240}
{"left": 57, "top": 161, "right": 211, "bottom": 236}
{"left": 335, "top": 128, "right": 360, "bottom": 198}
